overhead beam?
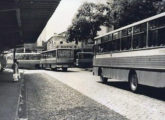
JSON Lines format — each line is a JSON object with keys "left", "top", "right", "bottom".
{"left": 0, "top": 9, "right": 17, "bottom": 12}
{"left": 16, "top": 8, "right": 23, "bottom": 42}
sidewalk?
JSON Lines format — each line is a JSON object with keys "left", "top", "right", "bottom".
{"left": 0, "top": 69, "right": 21, "bottom": 120}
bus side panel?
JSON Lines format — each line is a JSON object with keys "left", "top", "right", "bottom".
{"left": 136, "top": 70, "right": 165, "bottom": 88}
{"left": 93, "top": 66, "right": 129, "bottom": 82}
{"left": 102, "top": 67, "right": 129, "bottom": 81}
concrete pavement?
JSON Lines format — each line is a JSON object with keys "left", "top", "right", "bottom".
{"left": 24, "top": 72, "right": 127, "bottom": 120}
{"left": 0, "top": 69, "right": 21, "bottom": 120}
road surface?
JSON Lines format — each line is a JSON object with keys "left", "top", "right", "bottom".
{"left": 24, "top": 70, "right": 127, "bottom": 120}
{"left": 23, "top": 68, "right": 165, "bottom": 120}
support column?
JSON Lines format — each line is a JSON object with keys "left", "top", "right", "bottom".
{"left": 13, "top": 48, "right": 16, "bottom": 63}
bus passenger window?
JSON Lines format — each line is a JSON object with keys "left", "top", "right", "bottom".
{"left": 158, "top": 16, "right": 165, "bottom": 27}
{"left": 52, "top": 51, "right": 56, "bottom": 57}
{"left": 121, "top": 37, "right": 131, "bottom": 50}
{"left": 101, "top": 36, "right": 109, "bottom": 43}
{"left": 112, "top": 39, "right": 120, "bottom": 51}
{"left": 121, "top": 29, "right": 127, "bottom": 36}
{"left": 133, "top": 34, "right": 146, "bottom": 49}
{"left": 121, "top": 28, "right": 132, "bottom": 50}
{"left": 148, "top": 17, "right": 165, "bottom": 47}
{"left": 158, "top": 27, "right": 165, "bottom": 46}
{"left": 108, "top": 34, "right": 112, "bottom": 41}
{"left": 133, "top": 23, "right": 147, "bottom": 49}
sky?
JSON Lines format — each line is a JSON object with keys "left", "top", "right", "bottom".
{"left": 37, "top": 0, "right": 107, "bottom": 46}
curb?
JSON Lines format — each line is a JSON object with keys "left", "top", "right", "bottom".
{"left": 15, "top": 71, "right": 28, "bottom": 120}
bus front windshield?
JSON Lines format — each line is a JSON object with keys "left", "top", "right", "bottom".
{"left": 57, "top": 49, "right": 74, "bottom": 58}
{"left": 78, "top": 53, "right": 93, "bottom": 59}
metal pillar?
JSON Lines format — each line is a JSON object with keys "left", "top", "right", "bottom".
{"left": 13, "top": 48, "right": 16, "bottom": 63}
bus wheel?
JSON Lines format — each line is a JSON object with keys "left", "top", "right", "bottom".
{"left": 41, "top": 64, "right": 44, "bottom": 69}
{"left": 52, "top": 68, "right": 57, "bottom": 71}
{"left": 49, "top": 65, "right": 52, "bottom": 70}
{"left": 100, "top": 72, "right": 107, "bottom": 84}
{"left": 35, "top": 64, "right": 40, "bottom": 69}
{"left": 129, "top": 72, "right": 138, "bottom": 92}
{"left": 62, "top": 67, "right": 67, "bottom": 72}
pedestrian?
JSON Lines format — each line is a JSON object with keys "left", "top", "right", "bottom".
{"left": 12, "top": 59, "right": 20, "bottom": 81}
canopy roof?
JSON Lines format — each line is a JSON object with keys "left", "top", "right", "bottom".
{"left": 0, "top": 0, "right": 61, "bottom": 52}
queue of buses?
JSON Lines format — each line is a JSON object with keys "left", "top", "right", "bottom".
{"left": 4, "top": 49, "right": 93, "bottom": 71}
{"left": 1, "top": 12, "right": 165, "bottom": 92}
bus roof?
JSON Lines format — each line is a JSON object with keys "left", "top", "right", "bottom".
{"left": 15, "top": 53, "right": 40, "bottom": 55}
{"left": 95, "top": 12, "right": 165, "bottom": 40}
{"left": 6, "top": 52, "right": 40, "bottom": 55}
{"left": 77, "top": 52, "right": 93, "bottom": 54}
{"left": 41, "top": 48, "right": 74, "bottom": 54}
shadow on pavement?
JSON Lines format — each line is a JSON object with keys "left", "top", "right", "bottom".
{"left": 0, "top": 70, "right": 14, "bottom": 82}
{"left": 0, "top": 69, "right": 20, "bottom": 120}
{"left": 98, "top": 81, "right": 165, "bottom": 101}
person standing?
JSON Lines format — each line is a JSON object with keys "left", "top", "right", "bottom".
{"left": 12, "top": 59, "right": 19, "bottom": 81}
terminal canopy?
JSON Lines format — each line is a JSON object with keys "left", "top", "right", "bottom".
{"left": 0, "top": 0, "right": 61, "bottom": 52}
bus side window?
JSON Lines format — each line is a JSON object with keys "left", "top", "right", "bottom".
{"left": 133, "top": 23, "right": 147, "bottom": 49}
{"left": 157, "top": 16, "right": 165, "bottom": 46}
{"left": 112, "top": 32, "right": 120, "bottom": 51}
{"left": 121, "top": 29, "right": 131, "bottom": 50}
{"left": 101, "top": 36, "right": 109, "bottom": 43}
{"left": 148, "top": 16, "right": 165, "bottom": 47}
{"left": 104, "top": 41, "right": 112, "bottom": 52}
{"left": 53, "top": 51, "right": 56, "bottom": 57}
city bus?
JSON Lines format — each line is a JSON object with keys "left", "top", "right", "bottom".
{"left": 93, "top": 12, "right": 165, "bottom": 92}
{"left": 40, "top": 48, "right": 74, "bottom": 71}
{"left": 75, "top": 52, "right": 93, "bottom": 68}
{"left": 6, "top": 53, "right": 41, "bottom": 69}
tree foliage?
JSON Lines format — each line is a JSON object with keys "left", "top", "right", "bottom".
{"left": 107, "top": 0, "right": 165, "bottom": 28}
{"left": 66, "top": 2, "right": 109, "bottom": 44}
{"left": 66, "top": 1, "right": 165, "bottom": 44}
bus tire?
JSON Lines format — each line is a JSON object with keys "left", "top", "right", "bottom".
{"left": 62, "top": 67, "right": 67, "bottom": 72}
{"left": 99, "top": 68, "right": 107, "bottom": 84}
{"left": 129, "top": 71, "right": 138, "bottom": 92}
{"left": 52, "top": 68, "right": 57, "bottom": 71}
{"left": 35, "top": 64, "right": 40, "bottom": 69}
{"left": 49, "top": 65, "right": 52, "bottom": 70}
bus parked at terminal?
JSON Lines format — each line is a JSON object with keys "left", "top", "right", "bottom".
{"left": 6, "top": 53, "right": 41, "bottom": 69}
{"left": 40, "top": 48, "right": 74, "bottom": 71}
{"left": 75, "top": 52, "right": 93, "bottom": 68}
{"left": 93, "top": 12, "right": 165, "bottom": 92}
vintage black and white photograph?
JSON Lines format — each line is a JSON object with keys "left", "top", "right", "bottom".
{"left": 0, "top": 0, "right": 165, "bottom": 120}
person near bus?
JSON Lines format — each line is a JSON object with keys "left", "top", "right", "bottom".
{"left": 12, "top": 59, "right": 20, "bottom": 81}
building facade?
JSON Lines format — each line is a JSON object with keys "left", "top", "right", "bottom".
{"left": 46, "top": 33, "right": 77, "bottom": 51}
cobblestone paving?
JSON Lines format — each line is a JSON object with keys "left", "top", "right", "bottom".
{"left": 24, "top": 73, "right": 127, "bottom": 120}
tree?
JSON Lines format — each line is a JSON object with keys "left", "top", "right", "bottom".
{"left": 155, "top": 0, "right": 165, "bottom": 13}
{"left": 66, "top": 2, "right": 109, "bottom": 45}
{"left": 107, "top": 0, "right": 164, "bottom": 28}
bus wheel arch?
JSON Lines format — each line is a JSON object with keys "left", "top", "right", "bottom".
{"left": 98, "top": 67, "right": 102, "bottom": 76}
{"left": 129, "top": 70, "right": 139, "bottom": 92}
